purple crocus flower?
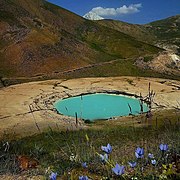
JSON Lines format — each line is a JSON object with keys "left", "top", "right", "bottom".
{"left": 148, "top": 153, "right": 154, "bottom": 159}
{"left": 135, "top": 147, "right": 144, "bottom": 158}
{"left": 101, "top": 143, "right": 112, "bottom": 154}
{"left": 112, "top": 164, "right": 125, "bottom": 176}
{"left": 49, "top": 172, "right": 57, "bottom": 180}
{"left": 82, "top": 162, "right": 88, "bottom": 168}
{"left": 151, "top": 159, "right": 156, "bottom": 165}
{"left": 100, "top": 153, "right": 108, "bottom": 162}
{"left": 159, "top": 144, "right": 168, "bottom": 151}
{"left": 79, "top": 176, "right": 88, "bottom": 180}
{"left": 128, "top": 161, "right": 137, "bottom": 168}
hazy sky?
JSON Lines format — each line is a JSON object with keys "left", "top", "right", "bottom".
{"left": 47, "top": 0, "right": 180, "bottom": 24}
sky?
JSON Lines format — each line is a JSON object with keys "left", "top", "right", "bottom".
{"left": 47, "top": 0, "right": 180, "bottom": 24}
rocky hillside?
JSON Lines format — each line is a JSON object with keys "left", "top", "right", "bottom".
{"left": 145, "top": 15, "right": 180, "bottom": 53}
{"left": 1, "top": 0, "right": 180, "bottom": 85}
{"left": 0, "top": 0, "right": 89, "bottom": 77}
{"left": 98, "top": 15, "right": 180, "bottom": 54}
{"left": 0, "top": 0, "right": 162, "bottom": 81}
{"left": 97, "top": 16, "right": 180, "bottom": 79}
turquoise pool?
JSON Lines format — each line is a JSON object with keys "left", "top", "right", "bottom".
{"left": 54, "top": 93, "right": 148, "bottom": 121}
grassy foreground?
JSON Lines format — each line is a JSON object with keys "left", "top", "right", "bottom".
{"left": 0, "top": 110, "right": 180, "bottom": 179}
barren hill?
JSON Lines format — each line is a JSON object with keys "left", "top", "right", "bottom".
{"left": 0, "top": 0, "right": 179, "bottom": 85}
{"left": 0, "top": 0, "right": 160, "bottom": 78}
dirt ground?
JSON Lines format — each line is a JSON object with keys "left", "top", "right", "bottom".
{"left": 0, "top": 77, "right": 179, "bottom": 139}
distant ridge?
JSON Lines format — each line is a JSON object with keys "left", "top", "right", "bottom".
{"left": 98, "top": 15, "right": 180, "bottom": 53}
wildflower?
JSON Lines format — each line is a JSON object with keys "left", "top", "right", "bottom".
{"left": 151, "top": 159, "right": 156, "bottom": 165}
{"left": 49, "top": 172, "right": 57, "bottom": 180}
{"left": 45, "top": 166, "right": 51, "bottom": 174}
{"left": 101, "top": 143, "right": 112, "bottom": 154}
{"left": 82, "top": 162, "right": 88, "bottom": 168}
{"left": 79, "top": 176, "right": 88, "bottom": 180}
{"left": 131, "top": 177, "right": 138, "bottom": 180}
{"left": 112, "top": 164, "right": 125, "bottom": 176}
{"left": 159, "top": 174, "right": 168, "bottom": 179}
{"left": 128, "top": 161, "right": 137, "bottom": 168}
{"left": 159, "top": 144, "right": 168, "bottom": 151}
{"left": 148, "top": 153, "right": 154, "bottom": 159}
{"left": 135, "top": 147, "right": 144, "bottom": 158}
{"left": 70, "top": 153, "right": 78, "bottom": 162}
{"left": 70, "top": 153, "right": 75, "bottom": 161}
{"left": 99, "top": 153, "right": 108, "bottom": 162}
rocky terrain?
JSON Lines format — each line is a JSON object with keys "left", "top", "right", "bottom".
{"left": 135, "top": 51, "right": 180, "bottom": 76}
{"left": 146, "top": 15, "right": 180, "bottom": 53}
{"left": 0, "top": 76, "right": 179, "bottom": 138}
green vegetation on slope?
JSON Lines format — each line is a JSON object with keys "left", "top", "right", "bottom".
{"left": 77, "top": 20, "right": 160, "bottom": 60}
{"left": 0, "top": 0, "right": 163, "bottom": 80}
{"left": 97, "top": 19, "right": 156, "bottom": 44}
{"left": 147, "top": 15, "right": 180, "bottom": 40}
{"left": 146, "top": 15, "right": 180, "bottom": 52}
{"left": 59, "top": 59, "right": 178, "bottom": 81}
{"left": 98, "top": 15, "right": 180, "bottom": 54}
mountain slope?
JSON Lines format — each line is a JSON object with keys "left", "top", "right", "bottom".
{"left": 0, "top": 0, "right": 164, "bottom": 82}
{"left": 145, "top": 15, "right": 180, "bottom": 52}
{"left": 98, "top": 15, "right": 180, "bottom": 53}
{"left": 97, "top": 19, "right": 156, "bottom": 44}
{"left": 0, "top": 0, "right": 89, "bottom": 77}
